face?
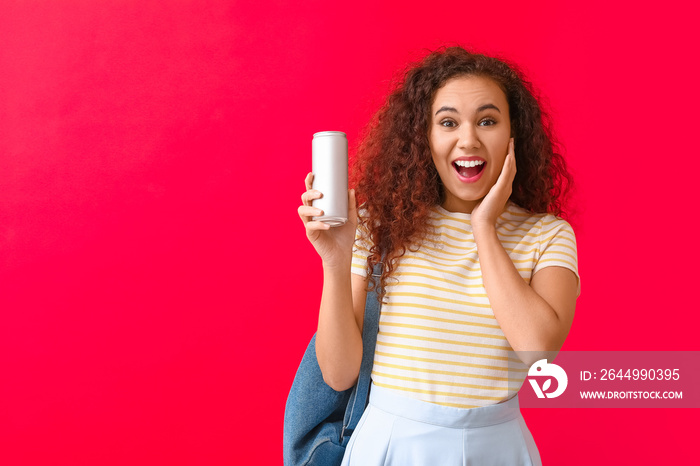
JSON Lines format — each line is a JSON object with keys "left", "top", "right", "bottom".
{"left": 429, "top": 75, "right": 511, "bottom": 214}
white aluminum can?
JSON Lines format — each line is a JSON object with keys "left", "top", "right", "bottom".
{"left": 312, "top": 131, "right": 348, "bottom": 227}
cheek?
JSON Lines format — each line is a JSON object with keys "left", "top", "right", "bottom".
{"left": 495, "top": 136, "right": 510, "bottom": 160}
{"left": 487, "top": 140, "right": 510, "bottom": 176}
{"left": 429, "top": 140, "right": 444, "bottom": 164}
{"left": 494, "top": 150, "right": 508, "bottom": 172}
{"left": 430, "top": 139, "right": 451, "bottom": 161}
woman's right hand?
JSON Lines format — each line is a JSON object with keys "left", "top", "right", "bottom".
{"left": 298, "top": 172, "right": 358, "bottom": 269}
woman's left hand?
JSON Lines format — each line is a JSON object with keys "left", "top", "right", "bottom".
{"left": 471, "top": 138, "right": 516, "bottom": 231}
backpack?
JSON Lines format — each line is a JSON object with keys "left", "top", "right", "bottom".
{"left": 283, "top": 262, "right": 383, "bottom": 465}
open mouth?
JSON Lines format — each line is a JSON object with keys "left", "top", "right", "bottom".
{"left": 452, "top": 159, "right": 486, "bottom": 181}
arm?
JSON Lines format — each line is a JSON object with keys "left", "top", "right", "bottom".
{"left": 315, "top": 265, "right": 369, "bottom": 391}
{"left": 298, "top": 173, "right": 370, "bottom": 391}
{"left": 472, "top": 140, "right": 578, "bottom": 364}
{"left": 474, "top": 225, "right": 577, "bottom": 357}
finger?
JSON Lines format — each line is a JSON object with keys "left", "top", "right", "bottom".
{"left": 305, "top": 172, "right": 314, "bottom": 191}
{"left": 493, "top": 153, "right": 515, "bottom": 192}
{"left": 298, "top": 205, "right": 324, "bottom": 220}
{"left": 500, "top": 153, "right": 516, "bottom": 186}
{"left": 507, "top": 149, "right": 516, "bottom": 174}
{"left": 502, "top": 156, "right": 516, "bottom": 194}
{"left": 349, "top": 189, "right": 356, "bottom": 211}
{"left": 301, "top": 189, "right": 323, "bottom": 206}
{"left": 306, "top": 220, "right": 331, "bottom": 231}
{"left": 347, "top": 189, "right": 357, "bottom": 223}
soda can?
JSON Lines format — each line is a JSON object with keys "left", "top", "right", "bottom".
{"left": 311, "top": 131, "right": 348, "bottom": 227}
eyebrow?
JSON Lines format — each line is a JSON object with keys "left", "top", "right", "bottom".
{"left": 434, "top": 104, "right": 501, "bottom": 116}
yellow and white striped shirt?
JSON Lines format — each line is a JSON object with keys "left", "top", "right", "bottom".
{"left": 351, "top": 202, "right": 580, "bottom": 408}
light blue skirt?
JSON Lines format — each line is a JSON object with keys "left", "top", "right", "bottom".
{"left": 341, "top": 383, "right": 542, "bottom": 465}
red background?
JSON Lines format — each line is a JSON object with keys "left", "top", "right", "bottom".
{"left": 1, "top": 1, "right": 698, "bottom": 464}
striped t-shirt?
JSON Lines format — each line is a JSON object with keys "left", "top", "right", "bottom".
{"left": 351, "top": 202, "right": 580, "bottom": 408}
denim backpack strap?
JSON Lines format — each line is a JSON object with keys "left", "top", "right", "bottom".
{"left": 283, "top": 258, "right": 386, "bottom": 465}
{"left": 340, "top": 259, "right": 383, "bottom": 442}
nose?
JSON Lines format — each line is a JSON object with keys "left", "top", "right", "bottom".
{"left": 457, "top": 124, "right": 481, "bottom": 151}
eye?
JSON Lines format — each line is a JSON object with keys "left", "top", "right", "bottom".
{"left": 439, "top": 119, "right": 457, "bottom": 128}
{"left": 479, "top": 118, "right": 497, "bottom": 127}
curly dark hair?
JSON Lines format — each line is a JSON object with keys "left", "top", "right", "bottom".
{"left": 350, "top": 46, "right": 573, "bottom": 301}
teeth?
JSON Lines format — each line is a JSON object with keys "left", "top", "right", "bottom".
{"left": 454, "top": 160, "right": 485, "bottom": 168}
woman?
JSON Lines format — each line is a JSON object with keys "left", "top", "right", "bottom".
{"left": 298, "top": 47, "right": 579, "bottom": 465}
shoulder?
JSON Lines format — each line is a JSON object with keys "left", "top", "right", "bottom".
{"left": 538, "top": 214, "right": 576, "bottom": 245}
{"left": 498, "top": 202, "right": 546, "bottom": 235}
{"left": 500, "top": 202, "right": 575, "bottom": 239}
{"left": 513, "top": 206, "right": 580, "bottom": 295}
